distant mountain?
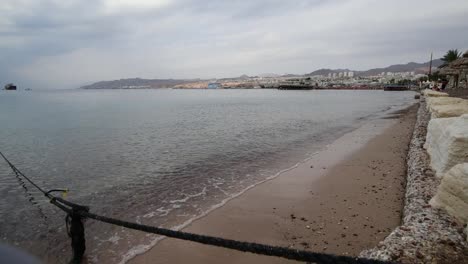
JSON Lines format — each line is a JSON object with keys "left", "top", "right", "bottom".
{"left": 280, "top": 73, "right": 302, "bottom": 78}
{"left": 80, "top": 78, "right": 194, "bottom": 89}
{"left": 82, "top": 59, "right": 445, "bottom": 89}
{"left": 305, "top": 68, "right": 351, "bottom": 76}
{"left": 306, "top": 59, "right": 444, "bottom": 77}
{"left": 359, "top": 59, "right": 443, "bottom": 76}
{"left": 257, "top": 73, "right": 281, "bottom": 78}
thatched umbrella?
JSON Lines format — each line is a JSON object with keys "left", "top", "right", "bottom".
{"left": 451, "top": 57, "right": 468, "bottom": 69}
{"left": 438, "top": 67, "right": 459, "bottom": 75}
{"left": 445, "top": 50, "right": 468, "bottom": 89}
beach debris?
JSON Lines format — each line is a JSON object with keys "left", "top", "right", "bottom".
{"left": 300, "top": 242, "right": 309, "bottom": 248}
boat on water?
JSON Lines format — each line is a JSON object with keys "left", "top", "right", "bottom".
{"left": 4, "top": 83, "right": 17, "bottom": 90}
{"left": 383, "top": 85, "right": 409, "bottom": 91}
{"left": 278, "top": 84, "right": 321, "bottom": 90}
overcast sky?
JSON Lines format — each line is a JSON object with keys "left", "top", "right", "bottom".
{"left": 1, "top": 0, "right": 468, "bottom": 89}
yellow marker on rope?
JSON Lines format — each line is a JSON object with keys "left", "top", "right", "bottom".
{"left": 62, "top": 188, "right": 69, "bottom": 199}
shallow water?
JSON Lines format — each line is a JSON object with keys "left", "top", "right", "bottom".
{"left": 0, "top": 89, "right": 415, "bottom": 263}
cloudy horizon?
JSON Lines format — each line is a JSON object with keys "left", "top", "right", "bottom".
{"left": 1, "top": 0, "right": 468, "bottom": 89}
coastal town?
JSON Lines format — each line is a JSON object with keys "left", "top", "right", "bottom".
{"left": 173, "top": 70, "right": 427, "bottom": 90}
{"left": 75, "top": 59, "right": 445, "bottom": 91}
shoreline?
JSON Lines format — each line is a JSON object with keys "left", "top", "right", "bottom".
{"left": 128, "top": 104, "right": 418, "bottom": 264}
{"left": 360, "top": 99, "right": 468, "bottom": 263}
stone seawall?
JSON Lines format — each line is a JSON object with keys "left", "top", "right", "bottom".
{"left": 359, "top": 100, "right": 468, "bottom": 263}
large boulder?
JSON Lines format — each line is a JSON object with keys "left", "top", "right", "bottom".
{"left": 430, "top": 102, "right": 468, "bottom": 118}
{"left": 430, "top": 163, "right": 468, "bottom": 223}
{"left": 425, "top": 114, "right": 468, "bottom": 177}
{"left": 422, "top": 89, "right": 449, "bottom": 97}
{"left": 426, "top": 97, "right": 465, "bottom": 111}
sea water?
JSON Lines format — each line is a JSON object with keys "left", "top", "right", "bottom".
{"left": 0, "top": 89, "right": 415, "bottom": 263}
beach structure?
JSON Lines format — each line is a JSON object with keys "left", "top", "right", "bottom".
{"left": 438, "top": 50, "right": 468, "bottom": 89}
{"left": 4, "top": 83, "right": 17, "bottom": 90}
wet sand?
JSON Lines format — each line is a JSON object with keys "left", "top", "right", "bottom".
{"left": 130, "top": 104, "right": 418, "bottom": 264}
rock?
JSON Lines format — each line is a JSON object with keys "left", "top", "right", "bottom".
{"left": 426, "top": 97, "right": 465, "bottom": 112}
{"left": 425, "top": 114, "right": 468, "bottom": 177}
{"left": 465, "top": 226, "right": 468, "bottom": 242}
{"left": 431, "top": 103, "right": 468, "bottom": 118}
{"left": 430, "top": 163, "right": 468, "bottom": 223}
{"left": 415, "top": 94, "right": 421, "bottom": 99}
{"left": 422, "top": 89, "right": 449, "bottom": 97}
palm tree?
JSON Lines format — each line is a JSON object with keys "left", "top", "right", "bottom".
{"left": 439, "top": 49, "right": 461, "bottom": 67}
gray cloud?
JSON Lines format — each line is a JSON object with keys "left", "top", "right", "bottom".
{"left": 1, "top": 0, "right": 468, "bottom": 89}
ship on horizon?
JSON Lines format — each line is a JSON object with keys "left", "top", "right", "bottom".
{"left": 4, "top": 83, "right": 17, "bottom": 90}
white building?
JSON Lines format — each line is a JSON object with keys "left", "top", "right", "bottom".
{"left": 338, "top": 72, "right": 343, "bottom": 78}
{"left": 348, "top": 71, "right": 354, "bottom": 77}
{"left": 332, "top": 73, "right": 337, "bottom": 78}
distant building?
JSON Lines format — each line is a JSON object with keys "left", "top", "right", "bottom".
{"left": 348, "top": 71, "right": 354, "bottom": 77}
{"left": 328, "top": 73, "right": 332, "bottom": 78}
{"left": 338, "top": 72, "right": 343, "bottom": 78}
{"left": 207, "top": 82, "right": 221, "bottom": 89}
{"left": 332, "top": 73, "right": 337, "bottom": 78}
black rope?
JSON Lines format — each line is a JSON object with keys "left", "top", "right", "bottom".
{"left": 1, "top": 152, "right": 49, "bottom": 221}
{"left": 50, "top": 198, "right": 392, "bottom": 264}
{"left": 3, "top": 152, "right": 395, "bottom": 264}
{"left": 84, "top": 210, "right": 389, "bottom": 263}
{"left": 0, "top": 152, "right": 49, "bottom": 196}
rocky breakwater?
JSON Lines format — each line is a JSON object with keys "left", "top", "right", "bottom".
{"left": 360, "top": 90, "right": 468, "bottom": 263}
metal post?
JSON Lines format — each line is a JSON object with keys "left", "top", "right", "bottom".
{"left": 67, "top": 208, "right": 87, "bottom": 263}
{"left": 429, "top": 52, "right": 433, "bottom": 78}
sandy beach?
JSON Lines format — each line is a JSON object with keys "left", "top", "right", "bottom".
{"left": 128, "top": 104, "right": 418, "bottom": 264}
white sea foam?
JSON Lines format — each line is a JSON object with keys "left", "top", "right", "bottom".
{"left": 118, "top": 150, "right": 322, "bottom": 264}
{"left": 169, "top": 187, "right": 207, "bottom": 204}
{"left": 108, "top": 234, "right": 121, "bottom": 245}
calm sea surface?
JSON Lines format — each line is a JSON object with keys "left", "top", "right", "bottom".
{"left": 0, "top": 89, "right": 414, "bottom": 263}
